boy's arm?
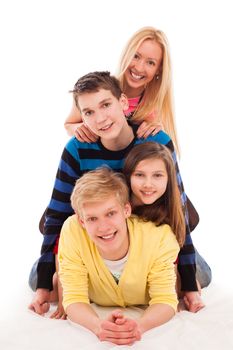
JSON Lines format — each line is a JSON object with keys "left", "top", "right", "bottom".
{"left": 36, "top": 141, "right": 81, "bottom": 291}
{"left": 163, "top": 137, "right": 205, "bottom": 312}
{"left": 67, "top": 304, "right": 140, "bottom": 345}
{"left": 164, "top": 138, "right": 198, "bottom": 291}
{"left": 67, "top": 303, "right": 100, "bottom": 334}
{"left": 137, "top": 304, "right": 175, "bottom": 333}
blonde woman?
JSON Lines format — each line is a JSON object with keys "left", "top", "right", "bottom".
{"left": 64, "top": 26, "right": 179, "bottom": 155}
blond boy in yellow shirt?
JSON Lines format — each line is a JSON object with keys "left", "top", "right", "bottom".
{"left": 58, "top": 167, "right": 179, "bottom": 345}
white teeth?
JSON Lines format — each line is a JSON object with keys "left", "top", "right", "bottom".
{"left": 101, "top": 124, "right": 112, "bottom": 131}
{"left": 131, "top": 71, "right": 144, "bottom": 80}
{"left": 101, "top": 233, "right": 114, "bottom": 240}
{"left": 142, "top": 191, "right": 154, "bottom": 195}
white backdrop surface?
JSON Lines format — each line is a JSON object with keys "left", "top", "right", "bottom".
{"left": 0, "top": 1, "right": 233, "bottom": 348}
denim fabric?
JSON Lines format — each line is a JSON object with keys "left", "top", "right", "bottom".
{"left": 28, "top": 259, "right": 39, "bottom": 291}
{"left": 195, "top": 250, "right": 212, "bottom": 288}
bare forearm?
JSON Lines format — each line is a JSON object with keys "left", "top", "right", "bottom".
{"left": 138, "top": 304, "right": 175, "bottom": 334}
{"left": 66, "top": 303, "right": 100, "bottom": 335}
{"left": 64, "top": 122, "right": 82, "bottom": 136}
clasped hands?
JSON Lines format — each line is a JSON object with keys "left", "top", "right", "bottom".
{"left": 97, "top": 309, "right": 141, "bottom": 346}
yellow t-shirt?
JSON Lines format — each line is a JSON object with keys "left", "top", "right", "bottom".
{"left": 58, "top": 215, "right": 179, "bottom": 311}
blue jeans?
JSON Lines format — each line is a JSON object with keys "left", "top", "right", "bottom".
{"left": 28, "top": 259, "right": 39, "bottom": 292}
{"left": 195, "top": 250, "right": 212, "bottom": 288}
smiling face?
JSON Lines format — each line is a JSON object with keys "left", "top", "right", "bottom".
{"left": 124, "top": 39, "right": 163, "bottom": 97}
{"left": 79, "top": 196, "right": 131, "bottom": 260}
{"left": 130, "top": 157, "right": 168, "bottom": 206}
{"left": 78, "top": 89, "right": 130, "bottom": 145}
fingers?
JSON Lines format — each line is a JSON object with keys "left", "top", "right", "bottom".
{"left": 136, "top": 122, "right": 162, "bottom": 138}
{"left": 107, "top": 309, "right": 124, "bottom": 321}
{"left": 28, "top": 301, "right": 50, "bottom": 315}
{"left": 98, "top": 327, "right": 139, "bottom": 345}
{"left": 100, "top": 335, "right": 138, "bottom": 346}
{"left": 98, "top": 314, "right": 141, "bottom": 345}
{"left": 183, "top": 296, "right": 205, "bottom": 313}
{"left": 75, "top": 125, "right": 98, "bottom": 143}
{"left": 50, "top": 307, "right": 67, "bottom": 320}
{"left": 152, "top": 125, "right": 162, "bottom": 135}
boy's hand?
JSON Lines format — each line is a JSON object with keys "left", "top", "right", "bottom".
{"left": 183, "top": 291, "right": 205, "bottom": 313}
{"left": 75, "top": 123, "right": 98, "bottom": 143}
{"left": 97, "top": 309, "right": 141, "bottom": 345}
{"left": 28, "top": 288, "right": 50, "bottom": 315}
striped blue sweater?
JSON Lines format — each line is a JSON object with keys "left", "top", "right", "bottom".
{"left": 37, "top": 128, "right": 197, "bottom": 292}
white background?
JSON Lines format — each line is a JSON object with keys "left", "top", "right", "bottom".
{"left": 0, "top": 0, "right": 233, "bottom": 311}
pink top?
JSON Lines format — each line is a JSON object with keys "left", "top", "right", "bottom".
{"left": 124, "top": 95, "right": 156, "bottom": 122}
{"left": 124, "top": 96, "right": 141, "bottom": 117}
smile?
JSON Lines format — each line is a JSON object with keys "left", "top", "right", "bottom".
{"left": 98, "top": 231, "right": 117, "bottom": 240}
{"left": 141, "top": 191, "right": 156, "bottom": 196}
{"left": 130, "top": 70, "right": 145, "bottom": 80}
{"left": 99, "top": 123, "right": 113, "bottom": 131}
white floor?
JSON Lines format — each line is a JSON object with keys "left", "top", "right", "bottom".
{"left": 1, "top": 282, "right": 233, "bottom": 350}
{"left": 1, "top": 2, "right": 233, "bottom": 349}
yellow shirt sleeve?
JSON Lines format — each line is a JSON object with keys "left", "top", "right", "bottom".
{"left": 147, "top": 225, "right": 179, "bottom": 311}
{"left": 58, "top": 216, "right": 90, "bottom": 311}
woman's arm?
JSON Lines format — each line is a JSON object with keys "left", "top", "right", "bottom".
{"left": 64, "top": 98, "right": 82, "bottom": 136}
{"left": 64, "top": 98, "right": 98, "bottom": 142}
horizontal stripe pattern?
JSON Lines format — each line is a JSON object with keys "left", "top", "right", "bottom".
{"left": 36, "top": 128, "right": 197, "bottom": 291}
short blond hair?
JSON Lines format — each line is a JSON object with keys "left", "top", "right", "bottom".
{"left": 71, "top": 167, "right": 129, "bottom": 216}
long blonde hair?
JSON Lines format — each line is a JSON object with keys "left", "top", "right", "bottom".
{"left": 117, "top": 26, "right": 180, "bottom": 156}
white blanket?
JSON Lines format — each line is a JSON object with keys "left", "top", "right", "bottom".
{"left": 1, "top": 283, "right": 233, "bottom": 350}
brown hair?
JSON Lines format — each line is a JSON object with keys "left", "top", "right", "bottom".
{"left": 70, "top": 71, "right": 122, "bottom": 110}
{"left": 123, "top": 142, "right": 185, "bottom": 246}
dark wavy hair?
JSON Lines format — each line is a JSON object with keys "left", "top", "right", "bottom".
{"left": 70, "top": 71, "right": 122, "bottom": 110}
{"left": 123, "top": 142, "right": 185, "bottom": 246}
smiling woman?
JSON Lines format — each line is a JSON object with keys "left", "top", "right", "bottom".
{"left": 122, "top": 39, "right": 163, "bottom": 98}
{"left": 64, "top": 26, "right": 179, "bottom": 152}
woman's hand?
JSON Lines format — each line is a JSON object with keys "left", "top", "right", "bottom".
{"left": 137, "top": 120, "right": 163, "bottom": 139}
{"left": 75, "top": 123, "right": 99, "bottom": 143}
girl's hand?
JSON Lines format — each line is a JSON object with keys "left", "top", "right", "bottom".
{"left": 137, "top": 120, "right": 163, "bottom": 139}
{"left": 50, "top": 302, "right": 67, "bottom": 320}
{"left": 75, "top": 123, "right": 99, "bottom": 143}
